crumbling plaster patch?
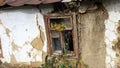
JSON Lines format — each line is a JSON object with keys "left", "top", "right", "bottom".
{"left": 31, "top": 35, "right": 44, "bottom": 50}
{"left": 104, "top": 1, "right": 120, "bottom": 68}
{"left": 31, "top": 14, "right": 45, "bottom": 51}
{"left": 0, "top": 7, "right": 47, "bottom": 66}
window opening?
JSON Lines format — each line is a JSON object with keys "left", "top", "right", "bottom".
{"left": 44, "top": 13, "right": 78, "bottom": 56}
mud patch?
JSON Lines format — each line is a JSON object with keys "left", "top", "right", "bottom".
{"left": 31, "top": 34, "right": 44, "bottom": 50}
{"left": 0, "top": 19, "right": 11, "bottom": 37}
{"left": 12, "top": 41, "right": 20, "bottom": 51}
{"left": 78, "top": 3, "right": 108, "bottom": 68}
{"left": 0, "top": 20, "right": 2, "bottom": 24}
{"left": 5, "top": 28, "right": 11, "bottom": 37}
{"left": 31, "top": 14, "right": 45, "bottom": 50}
{"left": 11, "top": 54, "right": 17, "bottom": 64}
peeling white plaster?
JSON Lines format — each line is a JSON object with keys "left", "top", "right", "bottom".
{"left": 37, "top": 13, "right": 47, "bottom": 53}
{"left": 0, "top": 34, "right": 11, "bottom": 63}
{"left": 106, "top": 56, "right": 111, "bottom": 63}
{"left": 106, "top": 47, "right": 116, "bottom": 58}
{"left": 0, "top": 7, "right": 47, "bottom": 64}
{"left": 104, "top": 1, "right": 120, "bottom": 68}
{"left": 105, "top": 30, "right": 117, "bottom": 42}
{"left": 105, "top": 20, "right": 117, "bottom": 31}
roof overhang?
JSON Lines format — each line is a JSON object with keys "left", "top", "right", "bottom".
{"left": 0, "top": 0, "right": 72, "bottom": 6}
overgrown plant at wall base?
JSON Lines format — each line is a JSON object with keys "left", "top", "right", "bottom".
{"left": 41, "top": 50, "right": 88, "bottom": 68}
{"left": 41, "top": 55, "right": 76, "bottom": 68}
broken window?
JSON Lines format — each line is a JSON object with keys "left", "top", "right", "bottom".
{"left": 44, "top": 13, "right": 78, "bottom": 56}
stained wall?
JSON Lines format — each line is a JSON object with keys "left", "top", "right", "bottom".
{"left": 0, "top": 6, "right": 53, "bottom": 67}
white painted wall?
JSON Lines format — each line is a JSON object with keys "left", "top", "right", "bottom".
{"left": 104, "top": 1, "right": 120, "bottom": 68}
{"left": 0, "top": 2, "right": 120, "bottom": 67}
{"left": 0, "top": 6, "right": 48, "bottom": 64}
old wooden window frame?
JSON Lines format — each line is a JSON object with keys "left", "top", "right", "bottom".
{"left": 44, "top": 13, "right": 78, "bottom": 57}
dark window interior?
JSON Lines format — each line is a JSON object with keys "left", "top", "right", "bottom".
{"left": 62, "top": 30, "right": 74, "bottom": 51}
{"left": 52, "top": 38, "right": 61, "bottom": 51}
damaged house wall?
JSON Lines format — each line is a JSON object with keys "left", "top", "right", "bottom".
{"left": 0, "top": 1, "right": 120, "bottom": 68}
{"left": 0, "top": 6, "right": 53, "bottom": 67}
{"left": 78, "top": 0, "right": 120, "bottom": 68}
{"left": 78, "top": 2, "right": 108, "bottom": 68}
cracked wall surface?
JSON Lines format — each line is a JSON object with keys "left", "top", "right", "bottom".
{"left": 104, "top": 0, "right": 120, "bottom": 68}
{"left": 78, "top": 3, "right": 108, "bottom": 68}
{"left": 78, "top": 1, "right": 120, "bottom": 68}
{"left": 0, "top": 6, "right": 48, "bottom": 67}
